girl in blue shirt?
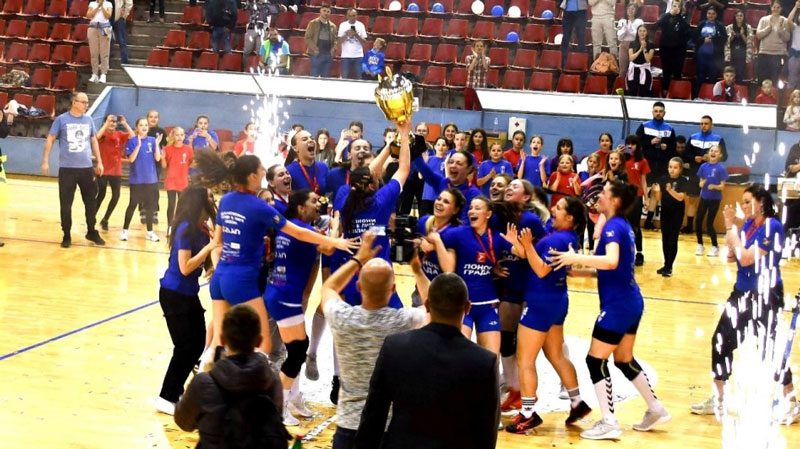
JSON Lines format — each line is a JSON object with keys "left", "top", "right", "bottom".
{"left": 516, "top": 135, "right": 550, "bottom": 187}
{"left": 477, "top": 143, "right": 513, "bottom": 196}
{"left": 550, "top": 180, "right": 669, "bottom": 440}
{"left": 185, "top": 115, "right": 219, "bottom": 151}
{"left": 417, "top": 188, "right": 466, "bottom": 281}
{"left": 694, "top": 145, "right": 728, "bottom": 257}
{"left": 420, "top": 137, "right": 449, "bottom": 216}
{"left": 691, "top": 185, "right": 795, "bottom": 419}
{"left": 266, "top": 164, "right": 292, "bottom": 215}
{"left": 192, "top": 151, "right": 357, "bottom": 358}
{"left": 156, "top": 185, "right": 218, "bottom": 415}
{"left": 503, "top": 196, "right": 591, "bottom": 433}
{"left": 414, "top": 149, "right": 480, "bottom": 221}
{"left": 121, "top": 117, "right": 162, "bottom": 242}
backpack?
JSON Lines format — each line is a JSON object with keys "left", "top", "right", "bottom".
{"left": 590, "top": 52, "right": 619, "bottom": 75}
{"left": 209, "top": 372, "right": 291, "bottom": 449}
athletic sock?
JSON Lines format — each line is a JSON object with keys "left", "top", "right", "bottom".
{"left": 631, "top": 372, "right": 664, "bottom": 413}
{"left": 289, "top": 377, "right": 300, "bottom": 399}
{"left": 520, "top": 396, "right": 537, "bottom": 418}
{"left": 501, "top": 356, "right": 519, "bottom": 390}
{"left": 283, "top": 388, "right": 290, "bottom": 406}
{"left": 568, "top": 388, "right": 582, "bottom": 407}
{"left": 593, "top": 378, "right": 617, "bottom": 424}
{"left": 307, "top": 312, "right": 326, "bottom": 357}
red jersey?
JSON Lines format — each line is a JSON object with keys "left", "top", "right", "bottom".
{"left": 234, "top": 140, "right": 255, "bottom": 157}
{"left": 625, "top": 157, "right": 651, "bottom": 197}
{"left": 595, "top": 149, "right": 609, "bottom": 171}
{"left": 163, "top": 144, "right": 194, "bottom": 192}
{"left": 755, "top": 92, "right": 777, "bottom": 105}
{"left": 503, "top": 148, "right": 522, "bottom": 170}
{"left": 548, "top": 171, "right": 579, "bottom": 207}
{"left": 98, "top": 130, "right": 129, "bottom": 176}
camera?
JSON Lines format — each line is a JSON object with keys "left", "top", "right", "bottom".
{"left": 388, "top": 215, "right": 420, "bottom": 264}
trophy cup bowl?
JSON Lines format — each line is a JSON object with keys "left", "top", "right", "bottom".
{"left": 375, "top": 67, "right": 414, "bottom": 126}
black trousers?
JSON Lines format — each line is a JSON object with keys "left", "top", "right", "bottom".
{"left": 587, "top": 218, "right": 596, "bottom": 250}
{"left": 58, "top": 167, "right": 97, "bottom": 235}
{"left": 96, "top": 175, "right": 121, "bottom": 224}
{"left": 560, "top": 9, "right": 587, "bottom": 68}
{"left": 397, "top": 175, "right": 424, "bottom": 215}
{"left": 660, "top": 46, "right": 685, "bottom": 93}
{"left": 784, "top": 199, "right": 800, "bottom": 234}
{"left": 730, "top": 45, "right": 747, "bottom": 83}
{"left": 167, "top": 190, "right": 182, "bottom": 228}
{"left": 696, "top": 198, "right": 721, "bottom": 247}
{"left": 149, "top": 0, "right": 165, "bottom": 17}
{"left": 712, "top": 285, "right": 792, "bottom": 385}
{"left": 159, "top": 287, "right": 206, "bottom": 402}
{"left": 757, "top": 54, "right": 784, "bottom": 84}
{"left": 660, "top": 205, "right": 684, "bottom": 270}
{"left": 626, "top": 196, "right": 644, "bottom": 252}
{"left": 627, "top": 68, "right": 653, "bottom": 98}
{"left": 124, "top": 183, "right": 158, "bottom": 231}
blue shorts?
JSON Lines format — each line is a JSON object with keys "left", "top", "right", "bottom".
{"left": 210, "top": 265, "right": 262, "bottom": 305}
{"left": 344, "top": 291, "right": 404, "bottom": 309}
{"left": 263, "top": 289, "right": 303, "bottom": 321}
{"left": 595, "top": 305, "right": 643, "bottom": 336}
{"left": 463, "top": 302, "right": 500, "bottom": 333}
{"left": 520, "top": 295, "right": 568, "bottom": 332}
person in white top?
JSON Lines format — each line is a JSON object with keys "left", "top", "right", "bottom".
{"left": 589, "top": 0, "right": 617, "bottom": 60}
{"left": 86, "top": 0, "right": 114, "bottom": 83}
{"left": 786, "top": 1, "right": 800, "bottom": 90}
{"left": 617, "top": 3, "right": 643, "bottom": 81}
{"left": 337, "top": 8, "right": 368, "bottom": 80}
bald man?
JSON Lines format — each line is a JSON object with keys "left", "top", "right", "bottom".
{"left": 321, "top": 232, "right": 429, "bottom": 449}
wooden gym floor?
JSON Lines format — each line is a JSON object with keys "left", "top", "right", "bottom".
{"left": 0, "top": 176, "right": 799, "bottom": 449}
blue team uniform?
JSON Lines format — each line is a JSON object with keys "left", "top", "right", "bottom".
{"left": 520, "top": 230, "right": 579, "bottom": 332}
{"left": 736, "top": 217, "right": 784, "bottom": 292}
{"left": 697, "top": 162, "right": 728, "bottom": 201}
{"left": 417, "top": 215, "right": 457, "bottom": 281}
{"left": 422, "top": 155, "right": 446, "bottom": 202}
{"left": 477, "top": 159, "right": 514, "bottom": 196}
{"left": 441, "top": 225, "right": 511, "bottom": 333}
{"left": 210, "top": 191, "right": 287, "bottom": 304}
{"left": 160, "top": 221, "right": 210, "bottom": 296}
{"left": 516, "top": 155, "right": 550, "bottom": 187}
{"left": 491, "top": 211, "right": 547, "bottom": 304}
{"left": 286, "top": 160, "right": 329, "bottom": 194}
{"left": 264, "top": 218, "right": 319, "bottom": 321}
{"left": 413, "top": 156, "right": 480, "bottom": 221}
{"left": 325, "top": 166, "right": 351, "bottom": 198}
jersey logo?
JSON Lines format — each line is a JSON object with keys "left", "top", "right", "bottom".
{"left": 273, "top": 215, "right": 282, "bottom": 224}
{"left": 477, "top": 252, "right": 487, "bottom": 263}
{"left": 605, "top": 230, "right": 615, "bottom": 238}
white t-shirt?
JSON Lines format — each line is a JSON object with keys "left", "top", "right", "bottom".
{"left": 88, "top": 1, "right": 113, "bottom": 24}
{"left": 337, "top": 20, "right": 368, "bottom": 59}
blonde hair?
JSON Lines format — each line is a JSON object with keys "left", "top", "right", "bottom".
{"left": 788, "top": 89, "right": 800, "bottom": 107}
{"left": 374, "top": 37, "right": 386, "bottom": 49}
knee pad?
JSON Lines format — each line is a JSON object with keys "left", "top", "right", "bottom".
{"left": 280, "top": 337, "right": 309, "bottom": 379}
{"left": 614, "top": 358, "right": 643, "bottom": 381}
{"left": 586, "top": 354, "right": 609, "bottom": 384}
{"left": 500, "top": 331, "right": 517, "bottom": 358}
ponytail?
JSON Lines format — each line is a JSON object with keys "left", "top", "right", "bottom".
{"left": 341, "top": 166, "right": 375, "bottom": 232}
{"left": 192, "top": 149, "right": 261, "bottom": 189}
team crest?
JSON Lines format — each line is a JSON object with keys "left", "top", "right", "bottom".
{"left": 477, "top": 252, "right": 487, "bottom": 263}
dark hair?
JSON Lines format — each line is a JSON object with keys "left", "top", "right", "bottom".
{"left": 701, "top": 115, "right": 713, "bottom": 123}
{"left": 466, "top": 128, "right": 490, "bottom": 162}
{"left": 744, "top": 184, "right": 777, "bottom": 218}
{"left": 443, "top": 123, "right": 459, "bottom": 145}
{"left": 732, "top": 11, "right": 749, "bottom": 35}
{"left": 512, "top": 130, "right": 526, "bottom": 142}
{"left": 453, "top": 150, "right": 475, "bottom": 170}
{"left": 556, "top": 137, "right": 574, "bottom": 156}
{"left": 632, "top": 25, "right": 652, "bottom": 52}
{"left": 435, "top": 188, "right": 466, "bottom": 227}
{"left": 532, "top": 186, "right": 549, "bottom": 206}
{"left": 427, "top": 273, "right": 469, "bottom": 321}
{"left": 168, "top": 184, "right": 217, "bottom": 250}
{"left": 349, "top": 121, "right": 364, "bottom": 132}
{"left": 562, "top": 196, "right": 587, "bottom": 233}
{"left": 193, "top": 149, "right": 261, "bottom": 188}
{"left": 607, "top": 180, "right": 639, "bottom": 216}
{"left": 291, "top": 123, "right": 304, "bottom": 131}
{"left": 315, "top": 128, "right": 335, "bottom": 166}
{"left": 599, "top": 132, "right": 613, "bottom": 145}
{"left": 625, "top": 134, "right": 643, "bottom": 161}
{"left": 470, "top": 195, "right": 492, "bottom": 212}
{"left": 383, "top": 127, "right": 397, "bottom": 137}
{"left": 653, "top": 101, "right": 665, "bottom": 109}
{"left": 320, "top": 2, "right": 331, "bottom": 9}
{"left": 341, "top": 166, "right": 375, "bottom": 232}
{"left": 285, "top": 189, "right": 314, "bottom": 220}
{"left": 676, "top": 135, "right": 686, "bottom": 144}
{"left": 433, "top": 136, "right": 448, "bottom": 151}
{"left": 223, "top": 305, "right": 261, "bottom": 353}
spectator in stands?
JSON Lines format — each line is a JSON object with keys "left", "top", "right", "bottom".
{"left": 757, "top": 1, "right": 792, "bottom": 84}
{"left": 243, "top": 0, "right": 274, "bottom": 71}
{"left": 86, "top": 0, "right": 113, "bottom": 84}
{"left": 338, "top": 9, "right": 368, "bottom": 80}
{"left": 234, "top": 122, "right": 258, "bottom": 157}
{"left": 111, "top": 0, "right": 132, "bottom": 65}
{"left": 206, "top": 0, "right": 238, "bottom": 55}
{"left": 627, "top": 25, "right": 655, "bottom": 97}
{"left": 465, "top": 40, "right": 490, "bottom": 111}
{"left": 175, "top": 304, "right": 286, "bottom": 448}
{"left": 260, "top": 28, "right": 291, "bottom": 74}
{"left": 589, "top": 0, "right": 617, "bottom": 61}
{"left": 560, "top": 0, "right": 588, "bottom": 69}
{"left": 306, "top": 3, "right": 338, "bottom": 78}
{"left": 756, "top": 78, "right": 779, "bottom": 103}
{"left": 693, "top": 8, "right": 727, "bottom": 97}
{"left": 361, "top": 38, "right": 387, "bottom": 81}
{"left": 784, "top": 89, "right": 800, "bottom": 130}
{"left": 724, "top": 10, "right": 754, "bottom": 84}
{"left": 713, "top": 66, "right": 742, "bottom": 102}
{"left": 784, "top": 141, "right": 800, "bottom": 234}
{"left": 657, "top": 1, "right": 691, "bottom": 96}
{"left": 695, "top": 0, "right": 728, "bottom": 14}
{"left": 617, "top": 3, "right": 643, "bottom": 80}
{"left": 316, "top": 129, "right": 336, "bottom": 166}
{"left": 787, "top": 2, "right": 800, "bottom": 90}
{"left": 148, "top": 0, "right": 165, "bottom": 23}
{"left": 186, "top": 115, "right": 220, "bottom": 151}
{"left": 442, "top": 123, "right": 458, "bottom": 149}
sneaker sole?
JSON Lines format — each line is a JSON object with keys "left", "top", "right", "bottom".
{"left": 289, "top": 405, "right": 313, "bottom": 418}
{"left": 633, "top": 413, "right": 672, "bottom": 431}
{"left": 580, "top": 429, "right": 622, "bottom": 440}
{"left": 566, "top": 407, "right": 593, "bottom": 425}
{"left": 501, "top": 408, "right": 522, "bottom": 416}
{"left": 690, "top": 408, "right": 717, "bottom": 415}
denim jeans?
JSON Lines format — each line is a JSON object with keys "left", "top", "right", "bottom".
{"left": 112, "top": 18, "right": 129, "bottom": 64}
{"left": 340, "top": 57, "right": 362, "bottom": 79}
{"left": 310, "top": 54, "right": 333, "bottom": 77}
{"left": 332, "top": 427, "right": 357, "bottom": 449}
{"left": 211, "top": 26, "right": 232, "bottom": 54}
{"left": 561, "top": 9, "right": 587, "bottom": 68}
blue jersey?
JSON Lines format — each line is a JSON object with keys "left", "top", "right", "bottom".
{"left": 735, "top": 217, "right": 784, "bottom": 292}
{"left": 287, "top": 160, "right": 329, "bottom": 194}
{"left": 160, "top": 221, "right": 209, "bottom": 296}
{"left": 269, "top": 218, "right": 319, "bottom": 303}
{"left": 441, "top": 225, "right": 510, "bottom": 304}
{"left": 595, "top": 216, "right": 643, "bottom": 309}
{"left": 526, "top": 230, "right": 579, "bottom": 302}
{"left": 516, "top": 155, "right": 550, "bottom": 187}
{"left": 185, "top": 129, "right": 220, "bottom": 150}
{"left": 325, "top": 166, "right": 350, "bottom": 198}
{"left": 477, "top": 159, "right": 513, "bottom": 196}
{"left": 126, "top": 136, "right": 159, "bottom": 185}
{"left": 216, "top": 191, "right": 287, "bottom": 268}
{"left": 491, "top": 211, "right": 547, "bottom": 296}
{"left": 697, "top": 162, "right": 728, "bottom": 200}
{"left": 273, "top": 196, "right": 289, "bottom": 216}
{"left": 413, "top": 157, "right": 480, "bottom": 221}
{"left": 422, "top": 155, "right": 446, "bottom": 201}
{"left": 417, "top": 215, "right": 457, "bottom": 281}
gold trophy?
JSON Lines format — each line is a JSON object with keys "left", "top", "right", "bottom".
{"left": 375, "top": 67, "right": 414, "bottom": 126}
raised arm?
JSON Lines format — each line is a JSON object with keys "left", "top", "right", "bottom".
{"left": 391, "top": 121, "right": 412, "bottom": 186}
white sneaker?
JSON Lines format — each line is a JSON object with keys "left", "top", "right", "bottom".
{"left": 695, "top": 244, "right": 705, "bottom": 256}
{"left": 154, "top": 397, "right": 176, "bottom": 415}
{"left": 288, "top": 393, "right": 313, "bottom": 418}
{"left": 580, "top": 419, "right": 622, "bottom": 440}
{"left": 282, "top": 405, "right": 300, "bottom": 426}
{"left": 98, "top": 74, "right": 106, "bottom": 83}
{"left": 147, "top": 231, "right": 160, "bottom": 242}
{"left": 305, "top": 354, "right": 319, "bottom": 381}
{"left": 289, "top": 4, "right": 298, "bottom": 12}
{"left": 558, "top": 383, "right": 569, "bottom": 400}
{"left": 89, "top": 74, "right": 99, "bottom": 83}
{"left": 633, "top": 407, "right": 671, "bottom": 431}
{"left": 781, "top": 402, "right": 800, "bottom": 425}
{"left": 707, "top": 246, "right": 720, "bottom": 257}
{"left": 119, "top": 229, "right": 128, "bottom": 241}
{"left": 690, "top": 396, "right": 721, "bottom": 415}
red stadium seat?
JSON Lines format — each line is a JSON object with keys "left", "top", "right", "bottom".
{"left": 195, "top": 52, "right": 219, "bottom": 70}
{"left": 507, "top": 0, "right": 530, "bottom": 17}
{"left": 399, "top": 63, "right": 422, "bottom": 77}
{"left": 0, "top": 0, "right": 23, "bottom": 17}
{"left": 0, "top": 92, "right": 7, "bottom": 107}
{"left": 432, "top": 43, "right": 457, "bottom": 65}
{"left": 66, "top": 23, "right": 88, "bottom": 44}
{"left": 444, "top": 18, "right": 469, "bottom": 41}
{"left": 177, "top": 6, "right": 204, "bottom": 27}
{"left": 219, "top": 53, "right": 242, "bottom": 72}
{"left": 42, "top": 0, "right": 67, "bottom": 19}
{"left": 420, "top": 65, "right": 447, "bottom": 87}
{"left": 667, "top": 80, "right": 693, "bottom": 99}
{"left": 215, "top": 129, "right": 234, "bottom": 142}
{"left": 26, "top": 42, "right": 49, "bottom": 63}
{"left": 45, "top": 44, "right": 72, "bottom": 65}
{"left": 278, "top": 11, "right": 300, "bottom": 31}
{"left": 46, "top": 23, "right": 71, "bottom": 42}
{"left": 395, "top": 17, "right": 418, "bottom": 39}
{"left": 501, "top": 69, "right": 525, "bottom": 90}
{"left": 533, "top": 0, "right": 557, "bottom": 20}
{"left": 33, "top": 93, "right": 55, "bottom": 118}
{"left": 67, "top": 45, "right": 90, "bottom": 68}
{"left": 510, "top": 49, "right": 538, "bottom": 71}
{"left": 563, "top": 52, "right": 588, "bottom": 73}
{"left": 47, "top": 69, "right": 77, "bottom": 92}
{"left": 18, "top": 0, "right": 45, "bottom": 17}
{"left": 184, "top": 31, "right": 211, "bottom": 52}
{"left": 407, "top": 43, "right": 432, "bottom": 63}
{"left": 170, "top": 51, "right": 193, "bottom": 69}
{"left": 288, "top": 36, "right": 306, "bottom": 56}
{"left": 556, "top": 74, "right": 580, "bottom": 93}
{"left": 528, "top": 71, "right": 554, "bottom": 91}
{"left": 488, "top": 47, "right": 509, "bottom": 68}
{"left": 146, "top": 48, "right": 169, "bottom": 67}
{"left": 448, "top": 66, "right": 468, "bottom": 90}
{"left": 65, "top": 0, "right": 88, "bottom": 20}
{"left": 371, "top": 16, "right": 394, "bottom": 37}
{"left": 486, "top": 68, "right": 499, "bottom": 86}
{"left": 471, "top": 21, "right": 495, "bottom": 40}
{"left": 3, "top": 19, "right": 25, "bottom": 39}
{"left": 334, "top": 0, "right": 357, "bottom": 13}
{"left": 23, "top": 21, "right": 47, "bottom": 41}
{"left": 356, "top": 0, "right": 381, "bottom": 12}
{"left": 520, "top": 24, "right": 545, "bottom": 46}
{"left": 383, "top": 41, "right": 406, "bottom": 63}
{"left": 244, "top": 55, "right": 260, "bottom": 73}
{"left": 1, "top": 42, "right": 27, "bottom": 63}
{"left": 13, "top": 93, "right": 33, "bottom": 108}
{"left": 537, "top": 49, "right": 561, "bottom": 71}
{"left": 419, "top": 17, "right": 443, "bottom": 40}
{"left": 583, "top": 74, "right": 609, "bottom": 94}
{"left": 429, "top": 0, "right": 453, "bottom": 14}
{"left": 25, "top": 67, "right": 51, "bottom": 90}
{"left": 236, "top": 9, "right": 250, "bottom": 30}
{"left": 290, "top": 56, "right": 310, "bottom": 75}
{"left": 640, "top": 5, "right": 659, "bottom": 23}
{"left": 159, "top": 29, "right": 187, "bottom": 49}
{"left": 697, "top": 83, "right": 715, "bottom": 100}
{"left": 682, "top": 58, "right": 696, "bottom": 79}
{"left": 496, "top": 23, "right": 521, "bottom": 44}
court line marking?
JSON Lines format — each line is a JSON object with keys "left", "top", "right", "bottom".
{"left": 0, "top": 236, "right": 169, "bottom": 255}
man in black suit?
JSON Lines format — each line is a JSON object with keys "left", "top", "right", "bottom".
{"left": 355, "top": 273, "right": 500, "bottom": 449}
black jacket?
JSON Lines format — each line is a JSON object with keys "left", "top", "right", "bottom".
{"left": 175, "top": 352, "right": 283, "bottom": 449}
{"left": 656, "top": 13, "right": 691, "bottom": 50}
{"left": 355, "top": 322, "right": 499, "bottom": 449}
{"left": 205, "top": 0, "right": 238, "bottom": 29}
{"left": 693, "top": 20, "right": 728, "bottom": 62}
